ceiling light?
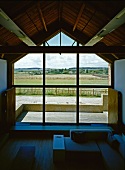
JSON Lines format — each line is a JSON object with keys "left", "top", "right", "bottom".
{"left": 19, "top": 37, "right": 36, "bottom": 46}
{"left": 116, "top": 8, "right": 125, "bottom": 19}
{"left": 97, "top": 29, "right": 106, "bottom": 36}
{"left": 85, "top": 36, "right": 103, "bottom": 46}
{"left": 18, "top": 30, "right": 26, "bottom": 38}
{"left": 92, "top": 35, "right": 99, "bottom": 39}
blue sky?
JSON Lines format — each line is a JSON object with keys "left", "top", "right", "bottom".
{"left": 15, "top": 33, "right": 108, "bottom": 68}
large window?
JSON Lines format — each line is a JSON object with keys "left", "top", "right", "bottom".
{"left": 14, "top": 32, "right": 110, "bottom": 125}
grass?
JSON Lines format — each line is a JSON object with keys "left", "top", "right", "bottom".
{"left": 14, "top": 74, "right": 108, "bottom": 85}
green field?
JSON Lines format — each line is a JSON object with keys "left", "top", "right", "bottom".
{"left": 14, "top": 73, "right": 108, "bottom": 85}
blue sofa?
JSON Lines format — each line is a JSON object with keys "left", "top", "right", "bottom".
{"left": 64, "top": 129, "right": 125, "bottom": 170}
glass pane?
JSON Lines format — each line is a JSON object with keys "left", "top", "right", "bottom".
{"left": 79, "top": 88, "right": 108, "bottom": 123}
{"left": 14, "top": 53, "right": 43, "bottom": 85}
{"left": 46, "top": 32, "right": 77, "bottom": 46}
{"left": 45, "top": 88, "right": 76, "bottom": 123}
{"left": 46, "top": 33, "right": 60, "bottom": 46}
{"left": 45, "top": 53, "right": 76, "bottom": 85}
{"left": 15, "top": 88, "right": 43, "bottom": 123}
{"left": 79, "top": 54, "right": 110, "bottom": 85}
{"left": 61, "top": 32, "right": 77, "bottom": 46}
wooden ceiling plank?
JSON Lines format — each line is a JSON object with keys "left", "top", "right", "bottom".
{"left": 84, "top": 1, "right": 124, "bottom": 19}
{"left": 32, "top": 20, "right": 60, "bottom": 45}
{"left": 81, "top": 10, "right": 96, "bottom": 32}
{"left": 41, "top": 1, "right": 57, "bottom": 12}
{"left": 58, "top": 1, "right": 62, "bottom": 22}
{"left": 73, "top": 3, "right": 85, "bottom": 31}
{"left": 37, "top": 2, "right": 47, "bottom": 32}
{"left": 26, "top": 11, "right": 40, "bottom": 33}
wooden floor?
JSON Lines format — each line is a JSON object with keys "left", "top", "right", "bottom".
{"left": 0, "top": 136, "right": 53, "bottom": 170}
{"left": 0, "top": 136, "right": 104, "bottom": 170}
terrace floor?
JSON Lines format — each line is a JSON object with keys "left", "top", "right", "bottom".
{"left": 16, "top": 111, "right": 108, "bottom": 124}
{"left": 16, "top": 96, "right": 103, "bottom": 109}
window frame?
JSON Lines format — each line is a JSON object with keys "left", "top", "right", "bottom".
{"left": 13, "top": 43, "right": 112, "bottom": 125}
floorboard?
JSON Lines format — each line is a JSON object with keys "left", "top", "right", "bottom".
{"left": 0, "top": 136, "right": 105, "bottom": 170}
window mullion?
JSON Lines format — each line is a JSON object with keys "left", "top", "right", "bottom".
{"left": 43, "top": 42, "right": 45, "bottom": 124}
{"left": 76, "top": 42, "right": 79, "bottom": 125}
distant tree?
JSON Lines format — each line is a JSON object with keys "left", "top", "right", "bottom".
{"left": 85, "top": 69, "right": 88, "bottom": 74}
{"left": 62, "top": 68, "right": 69, "bottom": 74}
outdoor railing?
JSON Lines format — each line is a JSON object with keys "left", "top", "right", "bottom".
{"left": 16, "top": 88, "right": 108, "bottom": 97}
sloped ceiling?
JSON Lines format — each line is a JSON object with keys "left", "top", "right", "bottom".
{"left": 0, "top": 1, "right": 125, "bottom": 63}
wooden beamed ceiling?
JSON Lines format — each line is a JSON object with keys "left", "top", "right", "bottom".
{"left": 0, "top": 1, "right": 125, "bottom": 64}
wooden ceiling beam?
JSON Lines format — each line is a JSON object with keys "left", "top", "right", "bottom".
{"left": 73, "top": 3, "right": 85, "bottom": 31}
{"left": 0, "top": 46, "right": 125, "bottom": 54}
{"left": 4, "top": 53, "right": 26, "bottom": 63}
{"left": 37, "top": 2, "right": 47, "bottom": 32}
{"left": 113, "top": 54, "right": 125, "bottom": 60}
{"left": 0, "top": 53, "right": 4, "bottom": 58}
{"left": 97, "top": 53, "right": 115, "bottom": 63}
{"left": 111, "top": 53, "right": 119, "bottom": 59}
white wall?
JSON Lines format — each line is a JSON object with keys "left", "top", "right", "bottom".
{"left": 114, "top": 59, "right": 125, "bottom": 125}
{"left": 0, "top": 59, "right": 7, "bottom": 119}
{"left": 0, "top": 59, "right": 7, "bottom": 93}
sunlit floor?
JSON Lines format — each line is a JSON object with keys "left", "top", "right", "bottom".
{"left": 16, "top": 111, "right": 108, "bottom": 123}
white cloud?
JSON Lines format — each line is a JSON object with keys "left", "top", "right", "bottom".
{"left": 79, "top": 54, "right": 108, "bottom": 67}
{"left": 46, "top": 54, "right": 76, "bottom": 68}
{"left": 15, "top": 53, "right": 43, "bottom": 68}
{"left": 15, "top": 53, "right": 108, "bottom": 69}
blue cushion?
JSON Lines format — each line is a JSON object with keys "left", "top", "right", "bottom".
{"left": 98, "top": 141, "right": 124, "bottom": 170}
{"left": 114, "top": 134, "right": 125, "bottom": 159}
{"left": 107, "top": 133, "right": 120, "bottom": 149}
